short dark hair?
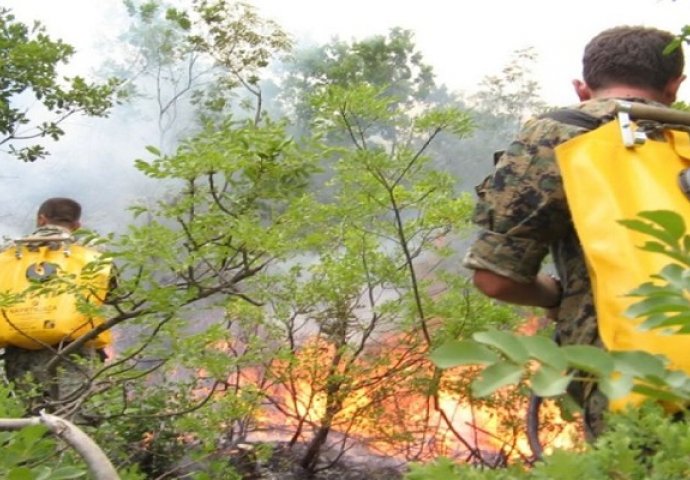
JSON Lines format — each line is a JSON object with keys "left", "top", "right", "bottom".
{"left": 582, "top": 26, "right": 684, "bottom": 91}
{"left": 37, "top": 197, "right": 82, "bottom": 225}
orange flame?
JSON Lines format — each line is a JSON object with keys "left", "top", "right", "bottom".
{"left": 196, "top": 326, "right": 582, "bottom": 464}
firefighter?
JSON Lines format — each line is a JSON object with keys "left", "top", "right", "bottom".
{"left": 462, "top": 26, "right": 686, "bottom": 439}
{"left": 0, "top": 198, "right": 112, "bottom": 422}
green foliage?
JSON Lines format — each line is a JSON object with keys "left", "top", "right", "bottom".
{"left": 620, "top": 210, "right": 690, "bottom": 333}
{"left": 0, "top": 384, "right": 87, "bottom": 479}
{"left": 664, "top": 24, "right": 690, "bottom": 56}
{"left": 671, "top": 100, "right": 690, "bottom": 112}
{"left": 431, "top": 340, "right": 500, "bottom": 367}
{"left": 431, "top": 210, "right": 690, "bottom": 408}
{"left": 71, "top": 113, "right": 321, "bottom": 476}
{"left": 280, "top": 27, "right": 436, "bottom": 128}
{"left": 0, "top": 7, "right": 118, "bottom": 161}
{"left": 117, "top": 0, "right": 292, "bottom": 147}
{"left": 235, "top": 64, "right": 530, "bottom": 470}
{"left": 469, "top": 47, "right": 547, "bottom": 121}
{"left": 89, "top": 25, "right": 529, "bottom": 474}
{"left": 431, "top": 325, "right": 690, "bottom": 406}
{"left": 618, "top": 210, "right": 689, "bottom": 265}
{"left": 426, "top": 208, "right": 690, "bottom": 475}
{"left": 186, "top": 0, "right": 291, "bottom": 76}
{"left": 406, "top": 403, "right": 690, "bottom": 480}
{"left": 0, "top": 7, "right": 552, "bottom": 476}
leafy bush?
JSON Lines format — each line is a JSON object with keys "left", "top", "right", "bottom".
{"left": 406, "top": 403, "right": 690, "bottom": 480}
{"left": 0, "top": 382, "right": 88, "bottom": 479}
{"left": 419, "top": 210, "right": 690, "bottom": 478}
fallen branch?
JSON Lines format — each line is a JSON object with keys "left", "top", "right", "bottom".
{"left": 0, "top": 411, "right": 119, "bottom": 479}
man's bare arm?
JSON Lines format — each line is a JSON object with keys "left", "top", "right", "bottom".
{"left": 472, "top": 269, "right": 561, "bottom": 309}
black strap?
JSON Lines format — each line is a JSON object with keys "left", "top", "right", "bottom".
{"left": 493, "top": 109, "right": 609, "bottom": 165}
{"left": 538, "top": 108, "right": 605, "bottom": 130}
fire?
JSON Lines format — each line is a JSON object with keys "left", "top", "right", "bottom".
{"left": 209, "top": 328, "right": 584, "bottom": 465}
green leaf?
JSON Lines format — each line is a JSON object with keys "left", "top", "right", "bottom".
{"left": 618, "top": 219, "right": 677, "bottom": 248}
{"left": 611, "top": 350, "right": 667, "bottom": 378}
{"left": 632, "top": 384, "right": 689, "bottom": 404}
{"left": 675, "top": 324, "right": 690, "bottom": 334}
{"left": 665, "top": 38, "right": 682, "bottom": 55}
{"left": 558, "top": 394, "right": 583, "bottom": 421}
{"left": 662, "top": 369, "right": 690, "bottom": 390}
{"left": 145, "top": 145, "right": 161, "bottom": 156}
{"left": 49, "top": 466, "right": 87, "bottom": 479}
{"left": 472, "top": 329, "right": 529, "bottom": 363}
{"left": 518, "top": 334, "right": 567, "bottom": 370}
{"left": 641, "top": 240, "right": 674, "bottom": 255}
{"left": 8, "top": 468, "right": 33, "bottom": 480}
{"left": 636, "top": 312, "right": 678, "bottom": 331}
{"left": 405, "top": 457, "right": 461, "bottom": 479}
{"left": 429, "top": 340, "right": 499, "bottom": 368}
{"left": 17, "top": 425, "right": 48, "bottom": 444}
{"left": 638, "top": 210, "right": 686, "bottom": 242}
{"left": 598, "top": 374, "right": 634, "bottom": 400}
{"left": 657, "top": 263, "right": 686, "bottom": 287}
{"left": 530, "top": 365, "right": 572, "bottom": 397}
{"left": 471, "top": 362, "right": 524, "bottom": 397}
{"left": 627, "top": 281, "right": 676, "bottom": 298}
{"left": 561, "top": 345, "right": 615, "bottom": 375}
{"left": 34, "top": 467, "right": 51, "bottom": 480}
{"left": 626, "top": 295, "right": 690, "bottom": 318}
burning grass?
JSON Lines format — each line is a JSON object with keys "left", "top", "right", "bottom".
{"left": 207, "top": 330, "right": 585, "bottom": 468}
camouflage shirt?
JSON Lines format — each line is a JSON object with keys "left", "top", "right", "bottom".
{"left": 463, "top": 97, "right": 663, "bottom": 348}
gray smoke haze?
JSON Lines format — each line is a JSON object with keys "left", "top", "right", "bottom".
{"left": 8, "top": 0, "right": 685, "bottom": 242}
{"left": 0, "top": 104, "right": 165, "bottom": 239}
{"left": 0, "top": 3, "right": 189, "bottom": 240}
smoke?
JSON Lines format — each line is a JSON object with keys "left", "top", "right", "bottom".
{"left": 0, "top": 0, "right": 501, "bottom": 242}
{"left": 0, "top": 1, "right": 163, "bottom": 239}
{"left": 0, "top": 101, "right": 166, "bottom": 239}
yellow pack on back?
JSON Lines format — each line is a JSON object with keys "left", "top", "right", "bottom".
{"left": 555, "top": 114, "right": 690, "bottom": 410}
{"left": 0, "top": 241, "right": 112, "bottom": 349}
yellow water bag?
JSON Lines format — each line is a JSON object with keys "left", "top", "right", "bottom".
{"left": 0, "top": 243, "right": 112, "bottom": 349}
{"left": 555, "top": 119, "right": 690, "bottom": 410}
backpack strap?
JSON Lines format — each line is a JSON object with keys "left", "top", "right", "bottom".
{"left": 538, "top": 108, "right": 606, "bottom": 130}
{"left": 12, "top": 234, "right": 74, "bottom": 258}
{"left": 493, "top": 109, "right": 611, "bottom": 164}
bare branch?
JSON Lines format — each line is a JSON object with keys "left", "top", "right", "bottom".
{"left": 0, "top": 412, "right": 120, "bottom": 479}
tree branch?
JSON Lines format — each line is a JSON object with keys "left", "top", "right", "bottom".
{"left": 0, "top": 412, "right": 120, "bottom": 479}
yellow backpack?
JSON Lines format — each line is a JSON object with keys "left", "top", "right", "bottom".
{"left": 555, "top": 101, "right": 690, "bottom": 410}
{"left": 0, "top": 238, "right": 112, "bottom": 349}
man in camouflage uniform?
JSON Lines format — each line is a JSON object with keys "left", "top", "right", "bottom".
{"left": 2, "top": 198, "right": 108, "bottom": 422}
{"left": 463, "top": 26, "right": 686, "bottom": 439}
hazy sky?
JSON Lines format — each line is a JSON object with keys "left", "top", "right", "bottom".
{"left": 1, "top": 0, "right": 689, "bottom": 234}
{"left": 250, "top": 0, "right": 690, "bottom": 104}
{"left": 5, "top": 0, "right": 690, "bottom": 105}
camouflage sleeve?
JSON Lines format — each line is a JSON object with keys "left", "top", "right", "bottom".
{"left": 463, "top": 117, "right": 572, "bottom": 283}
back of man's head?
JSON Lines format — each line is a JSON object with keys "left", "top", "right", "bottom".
{"left": 37, "top": 197, "right": 82, "bottom": 230}
{"left": 583, "top": 25, "right": 684, "bottom": 92}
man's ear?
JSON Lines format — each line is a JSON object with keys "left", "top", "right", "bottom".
{"left": 572, "top": 79, "right": 592, "bottom": 101}
{"left": 663, "top": 74, "right": 686, "bottom": 104}
{"left": 36, "top": 214, "right": 48, "bottom": 226}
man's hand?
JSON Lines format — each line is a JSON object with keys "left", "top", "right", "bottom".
{"left": 472, "top": 269, "right": 562, "bottom": 310}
